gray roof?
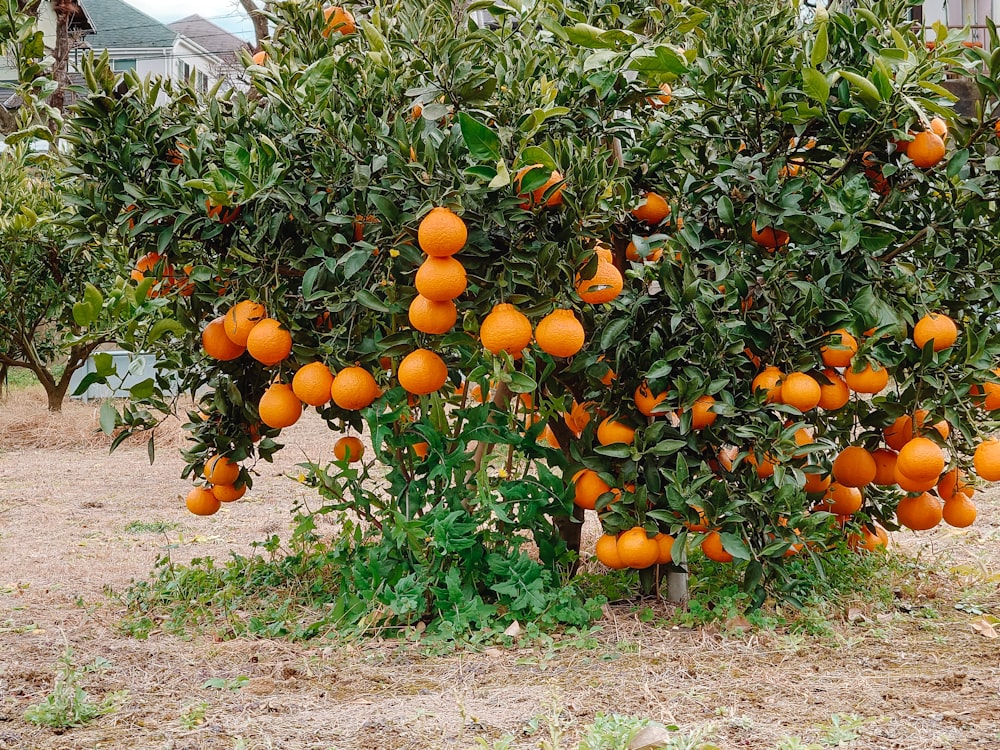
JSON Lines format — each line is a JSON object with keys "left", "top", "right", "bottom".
{"left": 80, "top": 0, "right": 178, "bottom": 49}
{"left": 168, "top": 15, "right": 248, "bottom": 61}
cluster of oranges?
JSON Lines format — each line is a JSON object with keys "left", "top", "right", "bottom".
{"left": 131, "top": 251, "right": 193, "bottom": 298}
{"left": 185, "top": 454, "right": 247, "bottom": 516}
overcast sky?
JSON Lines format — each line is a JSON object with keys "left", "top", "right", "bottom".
{"left": 127, "top": 0, "right": 257, "bottom": 40}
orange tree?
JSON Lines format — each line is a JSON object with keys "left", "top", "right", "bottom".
{"left": 63, "top": 0, "right": 1000, "bottom": 630}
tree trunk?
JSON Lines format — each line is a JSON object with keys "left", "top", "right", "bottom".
{"left": 49, "top": 0, "right": 73, "bottom": 117}
{"left": 44, "top": 377, "right": 69, "bottom": 412}
{"left": 239, "top": 0, "right": 271, "bottom": 46}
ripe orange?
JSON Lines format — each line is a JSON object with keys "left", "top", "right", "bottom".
{"left": 752, "top": 366, "right": 784, "bottom": 404}
{"left": 408, "top": 295, "right": 457, "bottom": 334}
{"left": 634, "top": 382, "right": 668, "bottom": 417}
{"left": 689, "top": 395, "right": 718, "bottom": 429}
{"left": 823, "top": 483, "right": 863, "bottom": 515}
{"left": 259, "top": 382, "right": 302, "bottom": 428}
{"left": 702, "top": 531, "right": 734, "bottom": 563}
{"left": 223, "top": 300, "right": 266, "bottom": 346}
{"left": 617, "top": 527, "right": 659, "bottom": 569}
{"left": 186, "top": 486, "right": 221, "bottom": 516}
{"left": 973, "top": 438, "right": 1000, "bottom": 480}
{"left": 912, "top": 408, "right": 950, "bottom": 439}
{"left": 654, "top": 533, "right": 674, "bottom": 564}
{"left": 831, "top": 446, "right": 875, "bottom": 487}
{"left": 212, "top": 483, "right": 247, "bottom": 503}
{"left": 415, "top": 256, "right": 467, "bottom": 301}
{"left": 803, "top": 469, "right": 831, "bottom": 494}
{"left": 942, "top": 495, "right": 977, "bottom": 528}
{"left": 821, "top": 328, "right": 858, "bottom": 368}
{"left": 480, "top": 303, "right": 533, "bottom": 357}
{"left": 649, "top": 82, "right": 672, "bottom": 107}
{"left": 330, "top": 366, "right": 380, "bottom": 410}
{"left": 896, "top": 492, "right": 943, "bottom": 531}
{"left": 750, "top": 221, "right": 789, "bottom": 249}
{"left": 594, "top": 244, "right": 613, "bottom": 263}
{"left": 847, "top": 525, "right": 888, "bottom": 553}
{"left": 908, "top": 130, "right": 946, "bottom": 169}
{"left": 749, "top": 451, "right": 776, "bottom": 479}
{"left": 912, "top": 313, "right": 957, "bottom": 351}
{"left": 397, "top": 348, "right": 448, "bottom": 395}
{"left": 202, "top": 317, "right": 246, "bottom": 361}
{"left": 251, "top": 50, "right": 267, "bottom": 65}
{"left": 572, "top": 469, "right": 611, "bottom": 510}
{"left": 515, "top": 165, "right": 564, "bottom": 209}
{"left": 598, "top": 358, "right": 616, "bottom": 386}
{"left": 817, "top": 368, "right": 850, "bottom": 410}
{"left": 929, "top": 117, "right": 948, "bottom": 139}
{"left": 625, "top": 239, "right": 663, "bottom": 262}
{"left": 871, "top": 448, "right": 899, "bottom": 486}
{"left": 781, "top": 372, "right": 821, "bottom": 412}
{"left": 597, "top": 416, "right": 635, "bottom": 445}
{"left": 884, "top": 415, "right": 913, "bottom": 451}
{"left": 630, "top": 192, "right": 670, "bottom": 225}
{"left": 576, "top": 261, "right": 624, "bottom": 304}
{"left": 203, "top": 454, "right": 240, "bottom": 485}
{"left": 844, "top": 361, "right": 889, "bottom": 394}
{"left": 334, "top": 435, "right": 364, "bottom": 462}
{"left": 131, "top": 251, "right": 173, "bottom": 295}
{"left": 534, "top": 309, "right": 585, "bottom": 358}
{"left": 595, "top": 534, "right": 626, "bottom": 569}
{"left": 246, "top": 318, "right": 293, "bottom": 366}
{"left": 321, "top": 5, "right": 356, "bottom": 36}
{"left": 292, "top": 362, "right": 335, "bottom": 406}
{"left": 937, "top": 468, "right": 973, "bottom": 502}
{"left": 896, "top": 437, "right": 945, "bottom": 483}
{"left": 894, "top": 464, "right": 936, "bottom": 492}
{"left": 417, "top": 207, "right": 467, "bottom": 257}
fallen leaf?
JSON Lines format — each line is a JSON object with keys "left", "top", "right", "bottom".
{"left": 629, "top": 724, "right": 672, "bottom": 750}
{"left": 971, "top": 618, "right": 998, "bottom": 638}
{"left": 503, "top": 620, "right": 522, "bottom": 637}
{"left": 847, "top": 607, "right": 866, "bottom": 623}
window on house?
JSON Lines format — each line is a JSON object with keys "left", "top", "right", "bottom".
{"left": 113, "top": 58, "right": 136, "bottom": 72}
{"left": 197, "top": 71, "right": 208, "bottom": 93}
{"left": 177, "top": 61, "right": 190, "bottom": 79}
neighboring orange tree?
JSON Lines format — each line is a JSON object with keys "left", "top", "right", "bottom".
{"left": 65, "top": 0, "right": 1000, "bottom": 630}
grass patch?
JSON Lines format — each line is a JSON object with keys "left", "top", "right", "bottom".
{"left": 23, "top": 646, "right": 127, "bottom": 729}
{"left": 123, "top": 520, "right": 179, "bottom": 535}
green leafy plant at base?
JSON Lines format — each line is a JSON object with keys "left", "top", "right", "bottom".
{"left": 23, "top": 646, "right": 127, "bottom": 729}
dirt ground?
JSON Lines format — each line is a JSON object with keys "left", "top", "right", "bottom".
{"left": 1, "top": 388, "right": 999, "bottom": 750}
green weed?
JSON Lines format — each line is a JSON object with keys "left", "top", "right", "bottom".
{"left": 23, "top": 646, "right": 127, "bottom": 729}
{"left": 123, "top": 520, "right": 179, "bottom": 535}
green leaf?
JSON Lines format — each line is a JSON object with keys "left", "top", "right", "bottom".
{"left": 600, "top": 318, "right": 629, "bottom": 350}
{"left": 837, "top": 70, "right": 882, "bottom": 105}
{"left": 917, "top": 80, "right": 959, "bottom": 102}
{"left": 518, "top": 146, "right": 557, "bottom": 172}
{"left": 148, "top": 318, "right": 186, "bottom": 342}
{"left": 802, "top": 68, "right": 830, "bottom": 108}
{"left": 946, "top": 148, "right": 969, "bottom": 178}
{"left": 717, "top": 195, "right": 735, "bottom": 225}
{"left": 458, "top": 113, "right": 501, "bottom": 161}
{"left": 72, "top": 301, "right": 96, "bottom": 327}
{"left": 339, "top": 248, "right": 369, "bottom": 280}
{"left": 629, "top": 45, "right": 688, "bottom": 75}
{"left": 129, "top": 378, "right": 155, "bottom": 400}
{"left": 99, "top": 401, "right": 118, "bottom": 435}
{"left": 355, "top": 289, "right": 390, "bottom": 313}
{"left": 811, "top": 22, "right": 829, "bottom": 67}
{"left": 506, "top": 372, "right": 537, "bottom": 393}
{"left": 720, "top": 532, "right": 751, "bottom": 561}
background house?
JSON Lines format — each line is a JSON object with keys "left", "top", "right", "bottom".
{"left": 913, "top": 1, "right": 995, "bottom": 48}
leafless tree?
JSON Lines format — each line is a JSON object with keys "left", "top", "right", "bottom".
{"left": 49, "top": 0, "right": 74, "bottom": 114}
{"left": 238, "top": 0, "right": 271, "bottom": 46}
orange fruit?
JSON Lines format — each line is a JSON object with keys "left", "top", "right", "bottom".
{"left": 534, "top": 309, "right": 585, "bottom": 357}
{"left": 246, "top": 318, "right": 293, "bottom": 366}
{"left": 716, "top": 445, "right": 738, "bottom": 473}
{"left": 415, "top": 256, "right": 467, "bottom": 301}
{"left": 911, "top": 409, "right": 950, "bottom": 439}
{"left": 937, "top": 468, "right": 974, "bottom": 502}
{"left": 942, "top": 495, "right": 976, "bottom": 528}
{"left": 223, "top": 300, "right": 266, "bottom": 346}
{"left": 251, "top": 50, "right": 267, "bottom": 65}
{"left": 750, "top": 221, "right": 789, "bottom": 249}
{"left": 408, "top": 295, "right": 457, "bottom": 334}
{"left": 203, "top": 454, "right": 240, "bottom": 485}
{"left": 131, "top": 251, "right": 173, "bottom": 295}
{"left": 908, "top": 130, "right": 946, "bottom": 169}
{"left": 752, "top": 366, "right": 784, "bottom": 404}
{"left": 634, "top": 382, "right": 668, "bottom": 417}
{"left": 749, "top": 451, "right": 776, "bottom": 479}
{"left": 871, "top": 448, "right": 899, "bottom": 486}
{"left": 781, "top": 372, "right": 821, "bottom": 412}
{"left": 820, "top": 329, "right": 858, "bottom": 368}
{"left": 334, "top": 435, "right": 364, "bottom": 462}
{"left": 803, "top": 468, "right": 831, "bottom": 494}
{"left": 202, "top": 317, "right": 246, "bottom": 361}
{"left": 330, "top": 366, "right": 380, "bottom": 410}
{"left": 896, "top": 437, "right": 945, "bottom": 483}
{"left": 649, "top": 82, "right": 672, "bottom": 107}
{"left": 572, "top": 469, "right": 611, "bottom": 510}
{"left": 576, "top": 261, "right": 623, "bottom": 304}
{"left": 480, "top": 303, "right": 533, "bottom": 357}
{"left": 823, "top": 483, "right": 863, "bottom": 515}
{"left": 595, "top": 534, "right": 626, "bottom": 569}
{"left": 630, "top": 192, "right": 670, "bottom": 225}
{"left": 514, "top": 165, "right": 564, "bottom": 209}
{"left": 212, "top": 483, "right": 247, "bottom": 503}
{"left": 597, "top": 416, "right": 635, "bottom": 445}
{"left": 973, "top": 438, "right": 1000, "bottom": 480}
{"left": 896, "top": 492, "right": 943, "bottom": 531}
{"left": 417, "top": 207, "right": 467, "bottom": 257}
{"left": 689, "top": 395, "right": 718, "bottom": 429}
{"left": 397, "top": 348, "right": 448, "bottom": 395}
{"left": 594, "top": 244, "right": 613, "bottom": 263}
{"left": 844, "top": 361, "right": 889, "bottom": 394}
{"left": 817, "top": 368, "right": 850, "bottom": 410}
{"left": 186, "top": 486, "right": 221, "bottom": 516}
{"left": 884, "top": 415, "right": 914, "bottom": 451}
{"left": 654, "top": 533, "right": 674, "bottom": 564}
{"left": 598, "top": 359, "right": 616, "bottom": 386}
{"left": 974, "top": 377, "right": 1000, "bottom": 411}
{"left": 292, "top": 362, "right": 335, "bottom": 406}
{"left": 847, "top": 525, "right": 888, "bottom": 553}
{"left": 702, "top": 531, "right": 734, "bottom": 563}
{"left": 929, "top": 117, "right": 948, "bottom": 139}
{"left": 832, "top": 446, "right": 877, "bottom": 488}
{"left": 894, "top": 463, "right": 937, "bottom": 492}
{"left": 912, "top": 313, "right": 957, "bottom": 351}
{"left": 259, "top": 382, "right": 303, "bottom": 428}
{"left": 617, "top": 527, "right": 659, "bottom": 569}
{"left": 625, "top": 239, "right": 663, "bottom": 262}
{"left": 321, "top": 5, "right": 356, "bottom": 36}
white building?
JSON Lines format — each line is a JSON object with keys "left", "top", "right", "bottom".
{"left": 913, "top": 0, "right": 997, "bottom": 48}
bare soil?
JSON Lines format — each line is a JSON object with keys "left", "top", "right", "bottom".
{"left": 1, "top": 389, "right": 999, "bottom": 749}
